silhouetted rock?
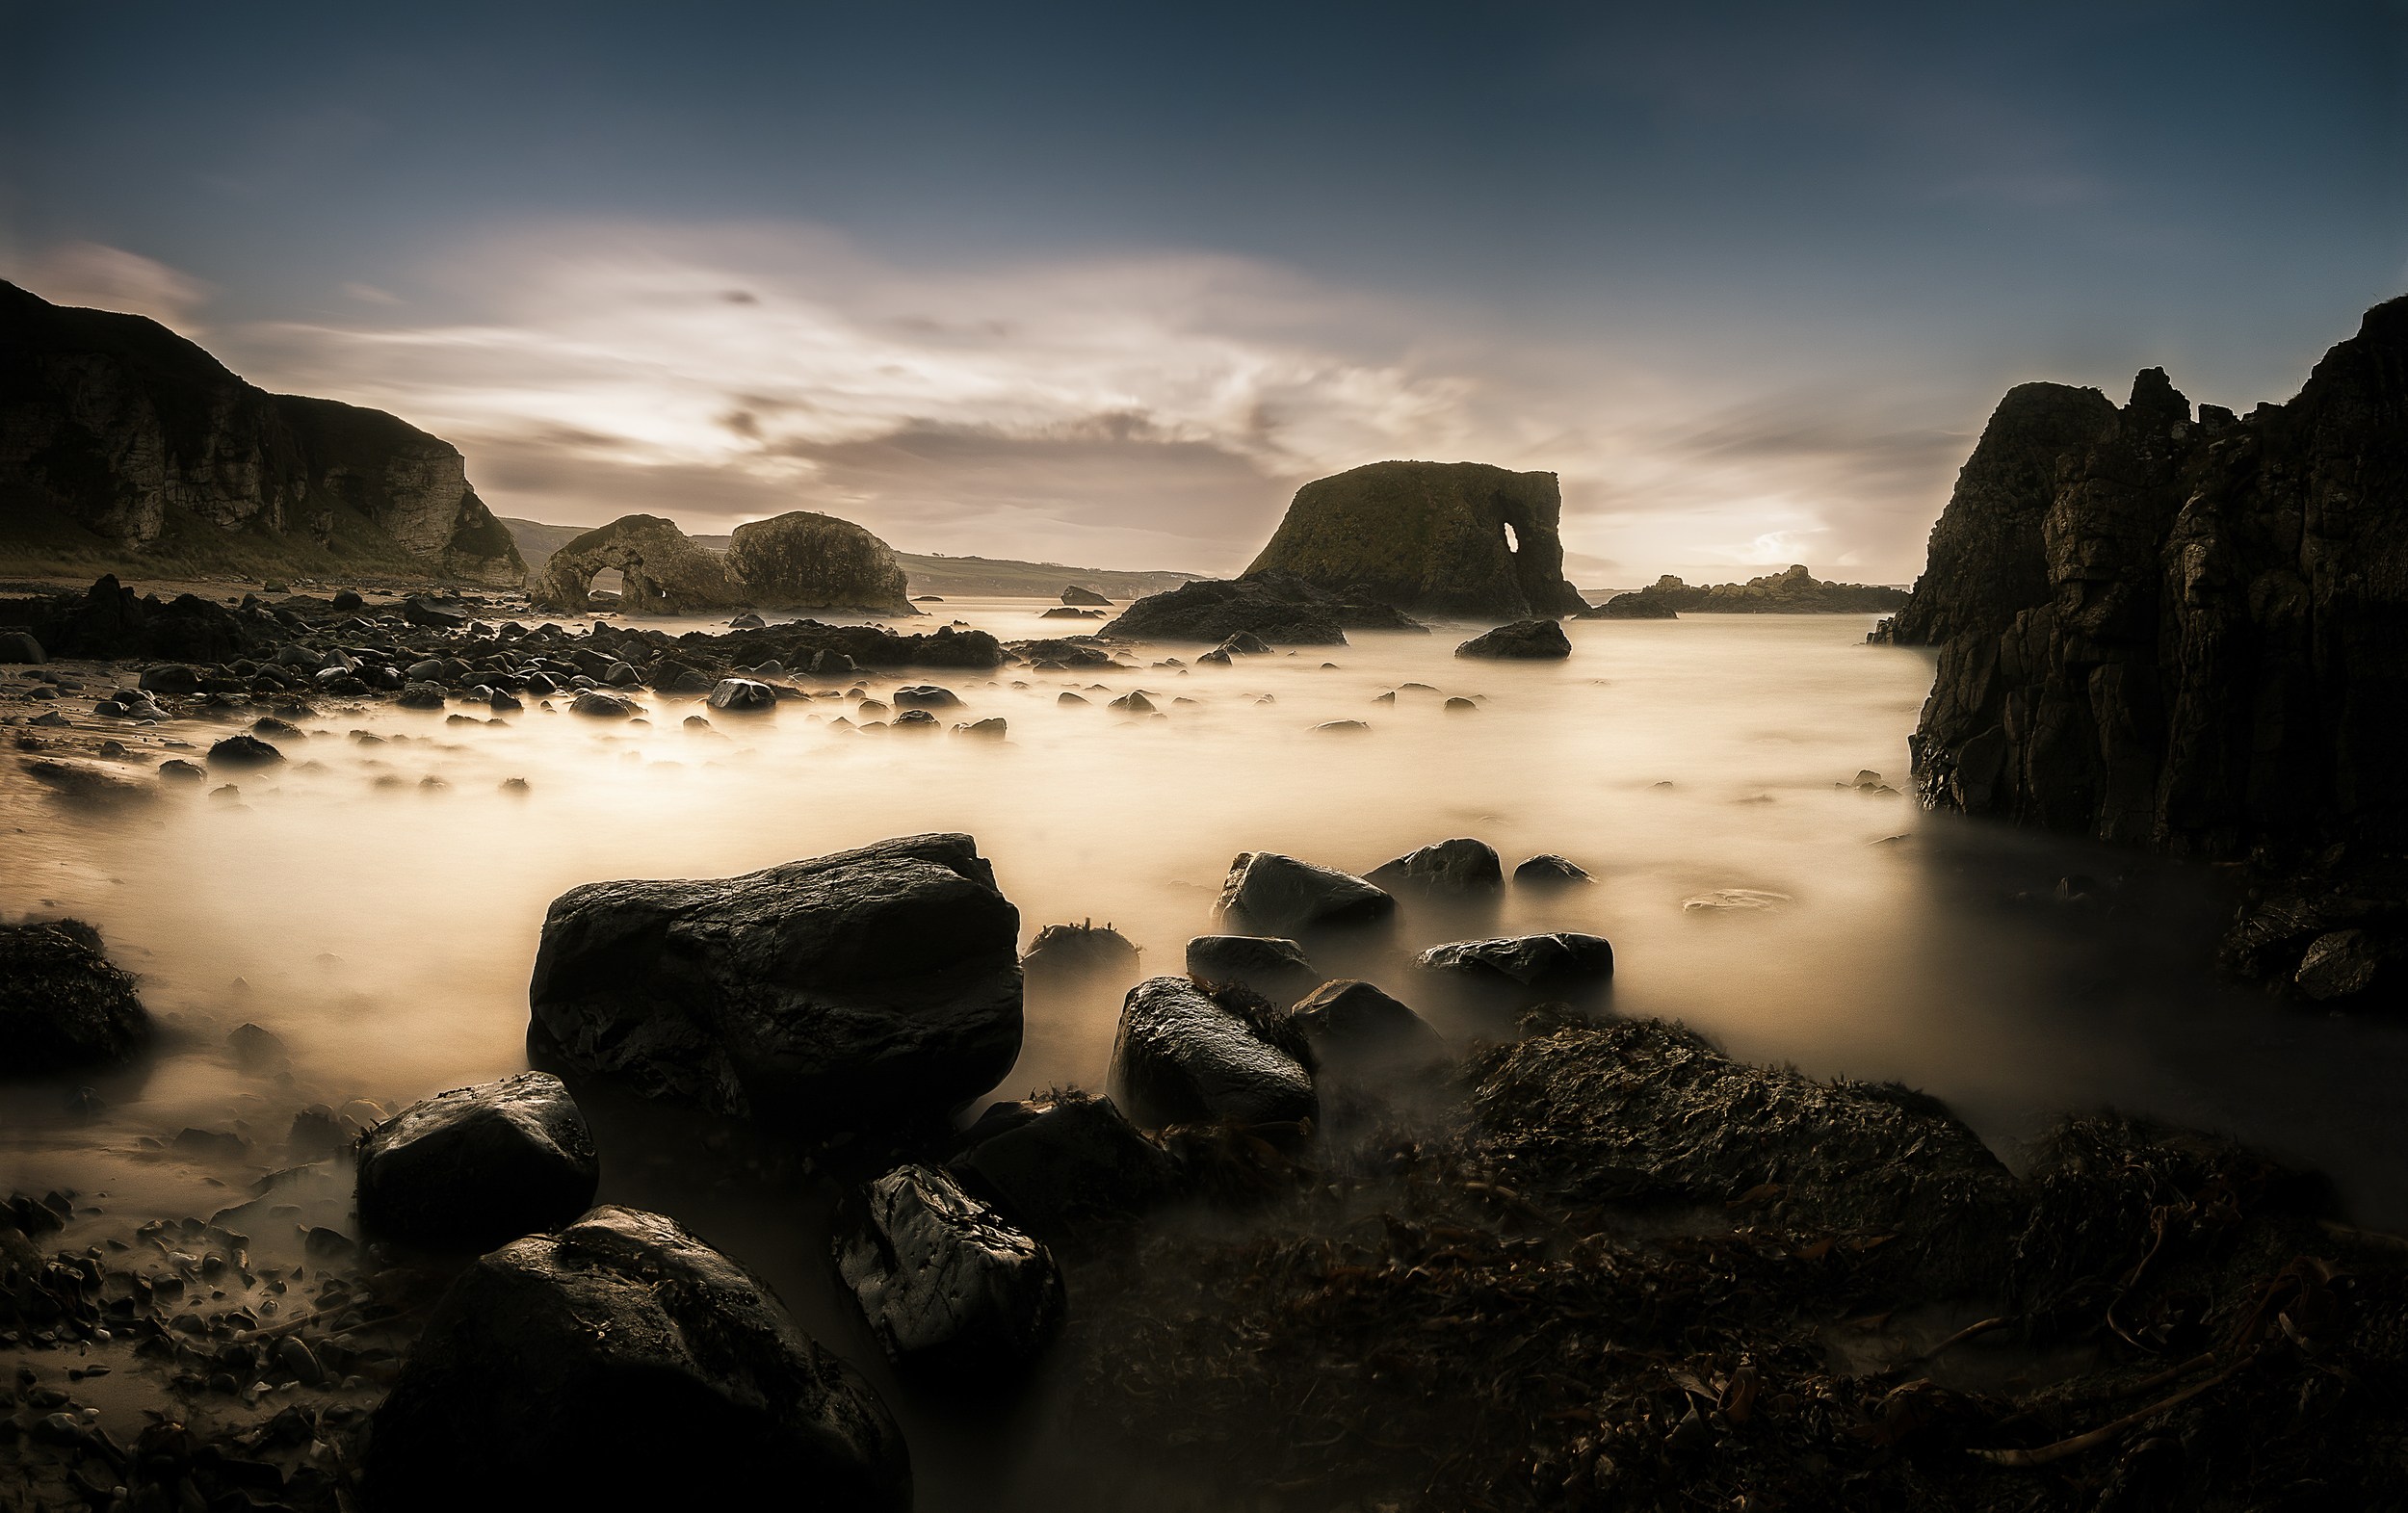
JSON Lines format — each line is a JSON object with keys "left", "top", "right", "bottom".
{"left": 527, "top": 833, "right": 1021, "bottom": 1131}
{"left": 834, "top": 1162, "right": 1066, "bottom": 1376}
{"left": 0, "top": 632, "right": 42, "bottom": 663}
{"left": 533, "top": 514, "right": 749, "bottom": 614}
{"left": 1289, "top": 979, "right": 1449, "bottom": 1080}
{"left": 1245, "top": 460, "right": 1588, "bottom": 619}
{"left": 1607, "top": 565, "right": 1908, "bottom": 615}
{"left": 1108, "top": 977, "right": 1318, "bottom": 1129}
{"left": 727, "top": 510, "right": 919, "bottom": 615}
{"left": 1060, "top": 585, "right": 1112, "bottom": 606}
{"left": 1214, "top": 851, "right": 1396, "bottom": 935}
{"left": 1022, "top": 922, "right": 1140, "bottom": 985}
{"left": 354, "top": 1072, "right": 600, "bottom": 1255}
{"left": 1456, "top": 619, "right": 1571, "bottom": 659}
{"left": 1100, "top": 569, "right": 1426, "bottom": 645}
{"left": 569, "top": 690, "right": 641, "bottom": 717}
{"left": 206, "top": 734, "right": 283, "bottom": 768}
{"left": 1418, "top": 932, "right": 1614, "bottom": 990}
{"left": 1573, "top": 593, "right": 1679, "bottom": 618}
{"left": 949, "top": 1089, "right": 1180, "bottom": 1243}
{"left": 706, "top": 677, "right": 777, "bottom": 714}
{"left": 1368, "top": 837, "right": 1504, "bottom": 894}
{"left": 0, "top": 921, "right": 150, "bottom": 1077}
{"left": 1514, "top": 853, "right": 1592, "bottom": 886}
{"left": 366, "top": 1206, "right": 909, "bottom": 1512}
{"left": 1185, "top": 935, "right": 1319, "bottom": 1005}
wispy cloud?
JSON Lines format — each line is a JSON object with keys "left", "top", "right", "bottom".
{"left": 5, "top": 243, "right": 212, "bottom": 331}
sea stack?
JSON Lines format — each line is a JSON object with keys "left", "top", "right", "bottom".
{"left": 531, "top": 513, "right": 750, "bottom": 614}
{"left": 727, "top": 510, "right": 920, "bottom": 615}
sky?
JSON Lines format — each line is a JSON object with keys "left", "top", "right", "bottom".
{"left": 7, "top": 1, "right": 2405, "bottom": 582}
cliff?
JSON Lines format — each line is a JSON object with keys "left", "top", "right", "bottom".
{"left": 1877, "top": 296, "right": 2408, "bottom": 1003}
{"left": 0, "top": 280, "right": 523, "bottom": 585}
{"left": 1243, "top": 460, "right": 1588, "bottom": 620}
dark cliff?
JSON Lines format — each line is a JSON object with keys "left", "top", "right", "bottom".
{"left": 1243, "top": 460, "right": 1588, "bottom": 620}
{"left": 1878, "top": 296, "right": 2408, "bottom": 1001}
{"left": 0, "top": 280, "right": 524, "bottom": 585}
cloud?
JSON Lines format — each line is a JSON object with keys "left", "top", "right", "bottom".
{"left": 4, "top": 243, "right": 211, "bottom": 330}
{"left": 199, "top": 219, "right": 1977, "bottom": 578}
{"left": 342, "top": 281, "right": 402, "bottom": 304}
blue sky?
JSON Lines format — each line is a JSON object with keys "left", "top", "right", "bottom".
{"left": 9, "top": 1, "right": 2404, "bottom": 578}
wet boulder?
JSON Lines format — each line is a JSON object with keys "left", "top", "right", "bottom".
{"left": 1184, "top": 935, "right": 1319, "bottom": 1005}
{"left": 1214, "top": 851, "right": 1395, "bottom": 935}
{"left": 527, "top": 833, "right": 1022, "bottom": 1132}
{"left": 366, "top": 1206, "right": 909, "bottom": 1512}
{"left": 1418, "top": 932, "right": 1614, "bottom": 990}
{"left": 396, "top": 681, "right": 448, "bottom": 709}
{"left": 0, "top": 921, "right": 151, "bottom": 1077}
{"left": 354, "top": 1072, "right": 601, "bottom": 1255}
{"left": 892, "top": 685, "right": 960, "bottom": 708}
{"left": 1455, "top": 619, "right": 1572, "bottom": 659}
{"left": 1289, "top": 979, "right": 1451, "bottom": 1080}
{"left": 0, "top": 631, "right": 44, "bottom": 664}
{"left": 402, "top": 596, "right": 474, "bottom": 630}
{"left": 705, "top": 677, "right": 777, "bottom": 714}
{"left": 1108, "top": 976, "right": 1318, "bottom": 1129}
{"left": 207, "top": 734, "right": 284, "bottom": 769}
{"left": 1367, "top": 837, "right": 1504, "bottom": 894}
{"left": 726, "top": 509, "right": 918, "bottom": 614}
{"left": 568, "top": 690, "right": 641, "bottom": 718}
{"left": 833, "top": 1162, "right": 1066, "bottom": 1377}
{"left": 954, "top": 716, "right": 1008, "bottom": 740}
{"left": 1021, "top": 922, "right": 1140, "bottom": 986}
{"left": 949, "top": 1090, "right": 1179, "bottom": 1243}
{"left": 1514, "top": 853, "right": 1592, "bottom": 886}
{"left": 138, "top": 664, "right": 200, "bottom": 694}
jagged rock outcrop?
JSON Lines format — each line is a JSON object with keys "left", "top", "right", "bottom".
{"left": 1099, "top": 569, "right": 1426, "bottom": 645}
{"left": 0, "top": 280, "right": 523, "bottom": 584}
{"left": 532, "top": 514, "right": 750, "bottom": 614}
{"left": 1599, "top": 565, "right": 1909, "bottom": 615}
{"left": 1245, "top": 460, "right": 1588, "bottom": 620}
{"left": 1875, "top": 297, "right": 2408, "bottom": 1004}
{"left": 726, "top": 511, "right": 919, "bottom": 615}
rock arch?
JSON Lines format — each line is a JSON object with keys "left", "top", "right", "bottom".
{"left": 531, "top": 515, "right": 748, "bottom": 615}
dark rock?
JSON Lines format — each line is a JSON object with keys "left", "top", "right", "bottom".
{"left": 1514, "top": 853, "right": 1592, "bottom": 886}
{"left": 401, "top": 597, "right": 474, "bottom": 630}
{"left": 138, "top": 664, "right": 201, "bottom": 693}
{"left": 1455, "top": 619, "right": 1571, "bottom": 659}
{"left": 949, "top": 1090, "right": 1179, "bottom": 1241}
{"left": 1444, "top": 695, "right": 1478, "bottom": 712}
{"left": 395, "top": 681, "right": 447, "bottom": 709}
{"left": 1014, "top": 638, "right": 1115, "bottom": 667}
{"left": 726, "top": 510, "right": 919, "bottom": 614}
{"left": 1060, "top": 585, "right": 1112, "bottom": 606}
{"left": 1244, "top": 460, "right": 1588, "bottom": 619}
{"left": 1021, "top": 922, "right": 1140, "bottom": 984}
{"left": 1215, "top": 851, "right": 1395, "bottom": 935}
{"left": 354, "top": 1072, "right": 600, "bottom": 1255}
{"left": 729, "top": 612, "right": 766, "bottom": 629}
{"left": 22, "top": 758, "right": 154, "bottom": 805}
{"left": 0, "top": 921, "right": 150, "bottom": 1077}
{"left": 0, "top": 632, "right": 43, "bottom": 664}
{"left": 891, "top": 685, "right": 960, "bottom": 708}
{"left": 287, "top": 1106, "right": 343, "bottom": 1157}
{"left": 705, "top": 677, "right": 776, "bottom": 714}
{"left": 1600, "top": 566, "right": 1904, "bottom": 615}
{"left": 532, "top": 514, "right": 750, "bottom": 615}
{"left": 1184, "top": 935, "right": 1319, "bottom": 1005}
{"left": 275, "top": 1336, "right": 324, "bottom": 1385}
{"left": 1039, "top": 606, "right": 1102, "bottom": 619}
{"left": 954, "top": 717, "right": 1007, "bottom": 739}
{"left": 568, "top": 690, "right": 640, "bottom": 718}
{"left": 1367, "top": 837, "right": 1504, "bottom": 894}
{"left": 206, "top": 734, "right": 284, "bottom": 768}
{"left": 833, "top": 1162, "right": 1066, "bottom": 1375}
{"left": 891, "top": 708, "right": 939, "bottom": 729}
{"left": 1418, "top": 932, "right": 1614, "bottom": 990}
{"left": 366, "top": 1206, "right": 909, "bottom": 1512}
{"left": 226, "top": 1022, "right": 288, "bottom": 1072}
{"left": 173, "top": 1127, "right": 249, "bottom": 1161}
{"left": 1217, "top": 631, "right": 1270, "bottom": 655}
{"left": 157, "top": 758, "right": 205, "bottom": 782}
{"left": 1107, "top": 691, "right": 1155, "bottom": 713}
{"left": 331, "top": 590, "right": 364, "bottom": 612}
{"left": 1573, "top": 592, "right": 1680, "bottom": 618}
{"left": 1289, "top": 979, "right": 1449, "bottom": 1079}
{"left": 1107, "top": 976, "right": 1318, "bottom": 1128}
{"left": 1098, "top": 570, "right": 1426, "bottom": 645}
{"left": 527, "top": 833, "right": 1021, "bottom": 1130}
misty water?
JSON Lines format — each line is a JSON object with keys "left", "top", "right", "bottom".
{"left": 9, "top": 599, "right": 2408, "bottom": 1500}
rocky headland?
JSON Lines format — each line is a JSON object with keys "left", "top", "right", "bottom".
{"left": 1872, "top": 295, "right": 2408, "bottom": 1010}
{"left": 1587, "top": 565, "right": 1909, "bottom": 617}
{"left": 0, "top": 282, "right": 524, "bottom": 587}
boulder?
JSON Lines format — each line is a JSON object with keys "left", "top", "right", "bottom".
{"left": 402, "top": 596, "right": 474, "bottom": 630}
{"left": 892, "top": 708, "right": 939, "bottom": 729}
{"left": 1217, "top": 631, "right": 1270, "bottom": 655}
{"left": 1367, "top": 837, "right": 1504, "bottom": 894}
{"left": 1021, "top": 922, "right": 1141, "bottom": 985}
{"left": 366, "top": 1206, "right": 909, "bottom": 1512}
{"left": 1014, "top": 638, "right": 1116, "bottom": 667}
{"left": 833, "top": 1163, "right": 1066, "bottom": 1376}
{"left": 1418, "top": 932, "right": 1614, "bottom": 990}
{"left": 1215, "top": 851, "right": 1395, "bottom": 935}
{"left": 705, "top": 677, "right": 777, "bottom": 714}
{"left": 1107, "top": 691, "right": 1155, "bottom": 713}
{"left": 727, "top": 510, "right": 919, "bottom": 615}
{"left": 1060, "top": 585, "right": 1112, "bottom": 606}
{"left": 137, "top": 664, "right": 201, "bottom": 694}
{"left": 1244, "top": 460, "right": 1589, "bottom": 619}
{"left": 157, "top": 758, "right": 205, "bottom": 782}
{"left": 1514, "top": 853, "right": 1592, "bottom": 886}
{"left": 1107, "top": 976, "right": 1318, "bottom": 1129}
{"left": 1184, "top": 935, "right": 1319, "bottom": 1005}
{"left": 569, "top": 690, "right": 641, "bottom": 718}
{"left": 527, "top": 833, "right": 1022, "bottom": 1130}
{"left": 354, "top": 1072, "right": 601, "bottom": 1255}
{"left": 206, "top": 734, "right": 284, "bottom": 768}
{"left": 0, "top": 921, "right": 151, "bottom": 1077}
{"left": 1455, "top": 619, "right": 1572, "bottom": 659}
{"left": 949, "top": 1090, "right": 1180, "bottom": 1243}
{"left": 891, "top": 685, "right": 960, "bottom": 708}
{"left": 396, "top": 681, "right": 448, "bottom": 709}
{"left": 331, "top": 589, "right": 365, "bottom": 612}
{"left": 0, "top": 631, "right": 44, "bottom": 664}
{"left": 531, "top": 514, "right": 750, "bottom": 615}
{"left": 1289, "top": 979, "right": 1450, "bottom": 1079}
{"left": 954, "top": 717, "right": 1008, "bottom": 739}
{"left": 1098, "top": 570, "right": 1426, "bottom": 645}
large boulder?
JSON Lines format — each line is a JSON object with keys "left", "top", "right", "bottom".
{"left": 1214, "top": 851, "right": 1395, "bottom": 935}
{"left": 1417, "top": 932, "right": 1614, "bottom": 991}
{"left": 0, "top": 631, "right": 43, "bottom": 664}
{"left": 1367, "top": 837, "right": 1504, "bottom": 894}
{"left": 527, "top": 833, "right": 1022, "bottom": 1131}
{"left": 1184, "top": 935, "right": 1319, "bottom": 1005}
{"left": 0, "top": 921, "right": 151, "bottom": 1077}
{"left": 1455, "top": 619, "right": 1572, "bottom": 659}
{"left": 949, "top": 1090, "right": 1180, "bottom": 1243}
{"left": 705, "top": 677, "right": 777, "bottom": 714}
{"left": 1289, "top": 979, "right": 1450, "bottom": 1081}
{"left": 532, "top": 514, "right": 750, "bottom": 615}
{"left": 354, "top": 1072, "right": 600, "bottom": 1255}
{"left": 1244, "top": 460, "right": 1589, "bottom": 620}
{"left": 1098, "top": 569, "right": 1426, "bottom": 645}
{"left": 833, "top": 1162, "right": 1066, "bottom": 1376}
{"left": 726, "top": 510, "right": 919, "bottom": 615}
{"left": 1107, "top": 976, "right": 1318, "bottom": 1129}
{"left": 366, "top": 1206, "right": 909, "bottom": 1512}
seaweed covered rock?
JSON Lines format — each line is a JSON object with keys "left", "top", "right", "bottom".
{"left": 949, "top": 1090, "right": 1180, "bottom": 1242}
{"left": 532, "top": 513, "right": 750, "bottom": 615}
{"left": 834, "top": 1162, "right": 1066, "bottom": 1376}
{"left": 527, "top": 833, "right": 1021, "bottom": 1132}
{"left": 366, "top": 1206, "right": 909, "bottom": 1512}
{"left": 1244, "top": 460, "right": 1588, "bottom": 620}
{"left": 1367, "top": 837, "right": 1504, "bottom": 894}
{"left": 1021, "top": 922, "right": 1140, "bottom": 986}
{"left": 1184, "top": 935, "right": 1320, "bottom": 1005}
{"left": 0, "top": 921, "right": 150, "bottom": 1077}
{"left": 354, "top": 1072, "right": 600, "bottom": 1256}
{"left": 1214, "top": 851, "right": 1395, "bottom": 936}
{"left": 1108, "top": 976, "right": 1318, "bottom": 1129}
{"left": 726, "top": 510, "right": 919, "bottom": 615}
{"left": 1455, "top": 619, "right": 1571, "bottom": 660}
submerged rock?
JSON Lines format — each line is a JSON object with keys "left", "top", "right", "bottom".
{"left": 569, "top": 690, "right": 641, "bottom": 718}
{"left": 366, "top": 1206, "right": 909, "bottom": 1511}
{"left": 1021, "top": 922, "right": 1141, "bottom": 985}
{"left": 354, "top": 1072, "right": 601, "bottom": 1255}
{"left": 705, "top": 677, "right": 777, "bottom": 714}
{"left": 527, "top": 833, "right": 1022, "bottom": 1131}
{"left": 1060, "top": 585, "right": 1112, "bottom": 606}
{"left": 1418, "top": 932, "right": 1614, "bottom": 990}
{"left": 1367, "top": 837, "right": 1504, "bottom": 894}
{"left": 949, "top": 1089, "right": 1180, "bottom": 1242}
{"left": 1513, "top": 853, "right": 1592, "bottom": 886}
{"left": 1214, "top": 851, "right": 1395, "bottom": 935}
{"left": 206, "top": 734, "right": 284, "bottom": 768}
{"left": 1455, "top": 619, "right": 1571, "bottom": 659}
{"left": 834, "top": 1162, "right": 1067, "bottom": 1376}
{"left": 1108, "top": 976, "right": 1318, "bottom": 1129}
{"left": 1099, "top": 571, "right": 1425, "bottom": 645}
{"left": 1184, "top": 934, "right": 1320, "bottom": 1006}
{"left": 0, "top": 921, "right": 150, "bottom": 1077}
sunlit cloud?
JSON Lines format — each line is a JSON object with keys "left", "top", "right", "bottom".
{"left": 4, "top": 242, "right": 212, "bottom": 331}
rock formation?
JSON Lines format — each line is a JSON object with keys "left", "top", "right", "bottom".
{"left": 531, "top": 514, "right": 749, "bottom": 614}
{"left": 1455, "top": 619, "right": 1571, "bottom": 659}
{"left": 1874, "top": 296, "right": 2408, "bottom": 1004}
{"left": 1593, "top": 565, "right": 1907, "bottom": 615}
{"left": 1099, "top": 568, "right": 1426, "bottom": 644}
{"left": 353, "top": 1072, "right": 600, "bottom": 1256}
{"left": 726, "top": 510, "right": 919, "bottom": 614}
{"left": 0, "top": 280, "right": 523, "bottom": 584}
{"left": 1243, "top": 460, "right": 1588, "bottom": 620}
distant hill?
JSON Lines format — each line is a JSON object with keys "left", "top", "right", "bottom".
{"left": 501, "top": 517, "right": 1207, "bottom": 601}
